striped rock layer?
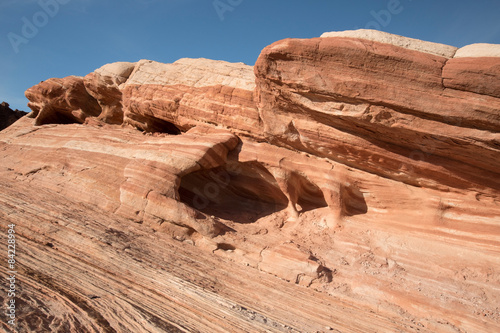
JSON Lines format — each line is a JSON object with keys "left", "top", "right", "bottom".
{"left": 1, "top": 30, "right": 499, "bottom": 332}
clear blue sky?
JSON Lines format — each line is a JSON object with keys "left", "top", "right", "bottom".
{"left": 1, "top": 0, "right": 499, "bottom": 111}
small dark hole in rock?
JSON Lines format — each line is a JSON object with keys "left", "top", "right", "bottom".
{"left": 217, "top": 243, "right": 236, "bottom": 251}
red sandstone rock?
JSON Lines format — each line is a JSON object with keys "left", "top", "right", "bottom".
{"left": 443, "top": 57, "right": 500, "bottom": 98}
{"left": 259, "top": 243, "right": 326, "bottom": 286}
{"left": 25, "top": 76, "right": 101, "bottom": 125}
{"left": 83, "top": 62, "right": 136, "bottom": 124}
{"left": 2, "top": 30, "right": 499, "bottom": 332}
{"left": 121, "top": 58, "right": 261, "bottom": 136}
{"left": 254, "top": 36, "right": 500, "bottom": 192}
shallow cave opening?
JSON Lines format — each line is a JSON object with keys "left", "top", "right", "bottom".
{"left": 149, "top": 118, "right": 182, "bottom": 135}
{"left": 291, "top": 173, "right": 329, "bottom": 213}
{"left": 342, "top": 186, "right": 368, "bottom": 216}
{"left": 179, "top": 161, "right": 289, "bottom": 224}
{"left": 35, "top": 110, "right": 81, "bottom": 126}
{"left": 125, "top": 113, "right": 182, "bottom": 135}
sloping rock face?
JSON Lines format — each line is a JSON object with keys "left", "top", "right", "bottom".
{"left": 0, "top": 102, "right": 26, "bottom": 130}
{"left": 1, "top": 30, "right": 499, "bottom": 332}
{"left": 255, "top": 31, "right": 500, "bottom": 193}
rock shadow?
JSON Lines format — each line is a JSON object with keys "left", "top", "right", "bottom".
{"left": 179, "top": 161, "right": 289, "bottom": 224}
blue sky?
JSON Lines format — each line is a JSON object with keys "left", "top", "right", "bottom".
{"left": 1, "top": 0, "right": 500, "bottom": 111}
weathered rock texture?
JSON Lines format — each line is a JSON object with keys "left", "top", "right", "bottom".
{"left": 1, "top": 30, "right": 499, "bottom": 332}
{"left": 25, "top": 76, "right": 101, "bottom": 125}
{"left": 0, "top": 102, "right": 26, "bottom": 131}
{"left": 122, "top": 58, "right": 260, "bottom": 136}
{"left": 83, "top": 62, "right": 136, "bottom": 124}
{"left": 256, "top": 33, "right": 500, "bottom": 193}
{"left": 321, "top": 29, "right": 458, "bottom": 57}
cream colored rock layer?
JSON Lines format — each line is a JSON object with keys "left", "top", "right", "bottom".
{"left": 126, "top": 58, "right": 256, "bottom": 90}
{"left": 321, "top": 29, "right": 458, "bottom": 58}
{"left": 454, "top": 43, "right": 500, "bottom": 58}
{"left": 322, "top": 29, "right": 500, "bottom": 59}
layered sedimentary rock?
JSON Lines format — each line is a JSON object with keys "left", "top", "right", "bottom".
{"left": 320, "top": 29, "right": 458, "bottom": 57}
{"left": 255, "top": 30, "right": 500, "bottom": 193}
{"left": 0, "top": 119, "right": 238, "bottom": 238}
{"left": 122, "top": 58, "right": 260, "bottom": 136}
{"left": 0, "top": 102, "right": 26, "bottom": 130}
{"left": 25, "top": 76, "right": 101, "bottom": 125}
{"left": 443, "top": 43, "right": 500, "bottom": 98}
{"left": 83, "top": 62, "right": 136, "bottom": 124}
{"left": 1, "top": 30, "right": 499, "bottom": 332}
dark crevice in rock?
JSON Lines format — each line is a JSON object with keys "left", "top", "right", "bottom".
{"left": 178, "top": 160, "right": 333, "bottom": 224}
{"left": 291, "top": 173, "right": 329, "bottom": 213}
{"left": 178, "top": 161, "right": 288, "bottom": 224}
{"left": 35, "top": 108, "right": 81, "bottom": 126}
{"left": 125, "top": 112, "right": 181, "bottom": 135}
{"left": 217, "top": 243, "right": 236, "bottom": 251}
{"left": 341, "top": 185, "right": 368, "bottom": 216}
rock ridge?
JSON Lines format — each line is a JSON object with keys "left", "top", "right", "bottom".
{"left": 1, "top": 30, "right": 499, "bottom": 332}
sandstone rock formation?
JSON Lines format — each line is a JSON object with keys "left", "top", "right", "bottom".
{"left": 256, "top": 32, "right": 500, "bottom": 193}
{"left": 83, "top": 62, "right": 136, "bottom": 124}
{"left": 25, "top": 76, "right": 101, "bottom": 125}
{"left": 1, "top": 30, "right": 499, "bottom": 332}
{"left": 0, "top": 102, "right": 26, "bottom": 131}
{"left": 122, "top": 58, "right": 260, "bottom": 136}
{"left": 320, "top": 29, "right": 458, "bottom": 57}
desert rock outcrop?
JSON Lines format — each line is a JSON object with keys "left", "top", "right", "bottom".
{"left": 255, "top": 33, "right": 500, "bottom": 193}
{"left": 0, "top": 102, "right": 26, "bottom": 130}
{"left": 122, "top": 58, "right": 260, "bottom": 136}
{"left": 25, "top": 76, "right": 101, "bottom": 125}
{"left": 1, "top": 30, "right": 499, "bottom": 332}
{"left": 83, "top": 62, "right": 136, "bottom": 124}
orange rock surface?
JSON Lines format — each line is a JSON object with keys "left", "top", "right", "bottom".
{"left": 1, "top": 30, "right": 499, "bottom": 332}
